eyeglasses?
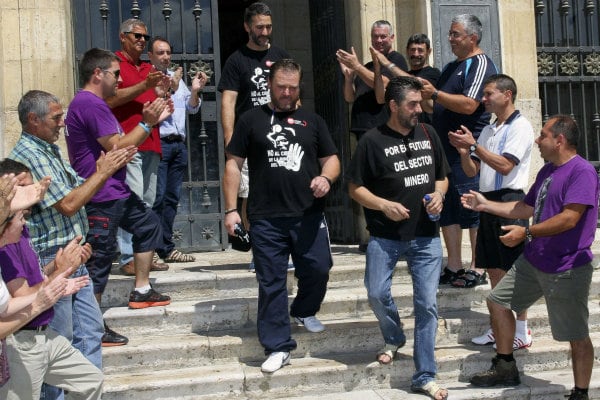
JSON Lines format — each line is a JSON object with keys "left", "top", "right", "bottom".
{"left": 124, "top": 32, "right": 150, "bottom": 41}
{"left": 448, "top": 31, "right": 468, "bottom": 39}
{"left": 103, "top": 69, "right": 121, "bottom": 80}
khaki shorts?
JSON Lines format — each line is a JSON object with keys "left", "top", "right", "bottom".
{"left": 489, "top": 254, "right": 593, "bottom": 341}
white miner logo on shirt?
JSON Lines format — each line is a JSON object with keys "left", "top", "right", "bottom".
{"left": 384, "top": 139, "right": 434, "bottom": 187}
{"left": 266, "top": 123, "right": 304, "bottom": 172}
{"left": 250, "top": 66, "right": 270, "bottom": 106}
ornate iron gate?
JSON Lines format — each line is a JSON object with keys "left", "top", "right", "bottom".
{"left": 71, "top": 0, "right": 226, "bottom": 251}
{"left": 535, "top": 0, "right": 600, "bottom": 162}
{"left": 308, "top": 0, "right": 353, "bottom": 243}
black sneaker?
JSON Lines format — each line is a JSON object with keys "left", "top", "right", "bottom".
{"left": 128, "top": 288, "right": 171, "bottom": 309}
{"left": 102, "top": 322, "right": 128, "bottom": 347}
{"left": 566, "top": 389, "right": 589, "bottom": 400}
{"left": 470, "top": 356, "right": 520, "bottom": 387}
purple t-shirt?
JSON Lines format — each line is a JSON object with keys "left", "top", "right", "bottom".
{"left": 65, "top": 90, "right": 129, "bottom": 202}
{"left": 523, "top": 155, "right": 599, "bottom": 273}
{"left": 0, "top": 227, "right": 53, "bottom": 327}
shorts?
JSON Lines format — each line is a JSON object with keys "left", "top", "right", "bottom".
{"left": 489, "top": 255, "right": 593, "bottom": 341}
{"left": 440, "top": 163, "right": 479, "bottom": 228}
{"left": 476, "top": 189, "right": 527, "bottom": 271}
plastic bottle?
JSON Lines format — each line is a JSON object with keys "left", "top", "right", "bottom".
{"left": 423, "top": 194, "right": 440, "bottom": 221}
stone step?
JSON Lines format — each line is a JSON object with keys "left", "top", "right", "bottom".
{"left": 284, "top": 368, "right": 600, "bottom": 400}
{"left": 102, "top": 272, "right": 600, "bottom": 336}
{"left": 101, "top": 260, "right": 371, "bottom": 308}
{"left": 101, "top": 332, "right": 600, "bottom": 399}
{"left": 101, "top": 301, "right": 600, "bottom": 374}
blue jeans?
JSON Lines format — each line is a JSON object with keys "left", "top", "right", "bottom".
{"left": 39, "top": 260, "right": 104, "bottom": 400}
{"left": 118, "top": 151, "right": 160, "bottom": 265}
{"left": 153, "top": 139, "right": 187, "bottom": 258}
{"left": 364, "top": 235, "right": 441, "bottom": 387}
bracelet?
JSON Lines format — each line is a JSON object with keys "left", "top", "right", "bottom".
{"left": 435, "top": 190, "right": 445, "bottom": 201}
{"left": 138, "top": 121, "right": 152, "bottom": 134}
{"left": 386, "top": 63, "right": 396, "bottom": 70}
{"left": 320, "top": 175, "right": 333, "bottom": 187}
{"left": 224, "top": 208, "right": 237, "bottom": 215}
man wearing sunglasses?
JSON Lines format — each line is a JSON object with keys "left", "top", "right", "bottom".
{"left": 106, "top": 18, "right": 171, "bottom": 299}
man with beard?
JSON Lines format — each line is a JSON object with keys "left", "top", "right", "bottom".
{"left": 347, "top": 76, "right": 450, "bottom": 400}
{"left": 219, "top": 2, "right": 291, "bottom": 244}
{"left": 371, "top": 33, "right": 440, "bottom": 124}
{"left": 64, "top": 48, "right": 172, "bottom": 345}
{"left": 223, "top": 59, "right": 340, "bottom": 373}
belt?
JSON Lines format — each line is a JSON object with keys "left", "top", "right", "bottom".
{"left": 19, "top": 324, "right": 48, "bottom": 332}
{"left": 161, "top": 134, "right": 184, "bottom": 143}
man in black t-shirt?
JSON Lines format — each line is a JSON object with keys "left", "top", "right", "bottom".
{"left": 223, "top": 59, "right": 340, "bottom": 374}
{"left": 371, "top": 33, "right": 441, "bottom": 124}
{"left": 347, "top": 76, "right": 450, "bottom": 400}
{"left": 218, "top": 2, "right": 291, "bottom": 238}
{"left": 337, "top": 20, "right": 408, "bottom": 140}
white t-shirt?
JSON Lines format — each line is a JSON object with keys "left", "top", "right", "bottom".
{"left": 474, "top": 114, "right": 534, "bottom": 192}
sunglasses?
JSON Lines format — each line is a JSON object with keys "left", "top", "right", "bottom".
{"left": 125, "top": 31, "right": 150, "bottom": 41}
{"left": 103, "top": 69, "right": 121, "bottom": 80}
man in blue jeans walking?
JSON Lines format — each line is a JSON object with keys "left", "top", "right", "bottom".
{"left": 348, "top": 76, "right": 450, "bottom": 400}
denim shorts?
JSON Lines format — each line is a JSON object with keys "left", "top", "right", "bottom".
{"left": 489, "top": 255, "right": 593, "bottom": 341}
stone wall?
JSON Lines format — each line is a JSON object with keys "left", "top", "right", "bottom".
{"left": 0, "top": 0, "right": 74, "bottom": 156}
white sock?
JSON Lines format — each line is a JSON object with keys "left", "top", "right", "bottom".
{"left": 135, "top": 284, "right": 151, "bottom": 294}
{"left": 516, "top": 319, "right": 528, "bottom": 335}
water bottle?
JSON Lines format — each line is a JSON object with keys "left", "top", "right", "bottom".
{"left": 423, "top": 194, "right": 440, "bottom": 221}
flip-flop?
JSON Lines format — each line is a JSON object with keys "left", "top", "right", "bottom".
{"left": 410, "top": 380, "right": 449, "bottom": 400}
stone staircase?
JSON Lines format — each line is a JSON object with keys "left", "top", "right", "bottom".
{"left": 99, "top": 244, "right": 600, "bottom": 399}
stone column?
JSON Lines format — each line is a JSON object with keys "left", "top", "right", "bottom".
{"left": 0, "top": 0, "right": 74, "bottom": 156}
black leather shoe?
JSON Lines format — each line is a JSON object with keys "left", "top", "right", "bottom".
{"left": 102, "top": 322, "right": 128, "bottom": 347}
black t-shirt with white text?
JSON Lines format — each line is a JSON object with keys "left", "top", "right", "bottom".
{"left": 227, "top": 105, "right": 338, "bottom": 220}
{"left": 217, "top": 45, "right": 291, "bottom": 119}
{"left": 347, "top": 123, "right": 450, "bottom": 240}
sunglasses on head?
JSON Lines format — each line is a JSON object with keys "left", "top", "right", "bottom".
{"left": 125, "top": 31, "right": 150, "bottom": 41}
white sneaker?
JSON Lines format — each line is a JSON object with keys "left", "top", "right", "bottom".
{"left": 493, "top": 329, "right": 533, "bottom": 350}
{"left": 295, "top": 316, "right": 325, "bottom": 333}
{"left": 472, "top": 328, "right": 495, "bottom": 345}
{"left": 261, "top": 351, "right": 290, "bottom": 373}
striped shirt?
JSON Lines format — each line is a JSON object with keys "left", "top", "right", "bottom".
{"left": 9, "top": 132, "right": 88, "bottom": 256}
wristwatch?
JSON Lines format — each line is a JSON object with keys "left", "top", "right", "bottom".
{"left": 431, "top": 90, "right": 439, "bottom": 102}
{"left": 525, "top": 227, "right": 534, "bottom": 241}
{"left": 469, "top": 142, "right": 478, "bottom": 153}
